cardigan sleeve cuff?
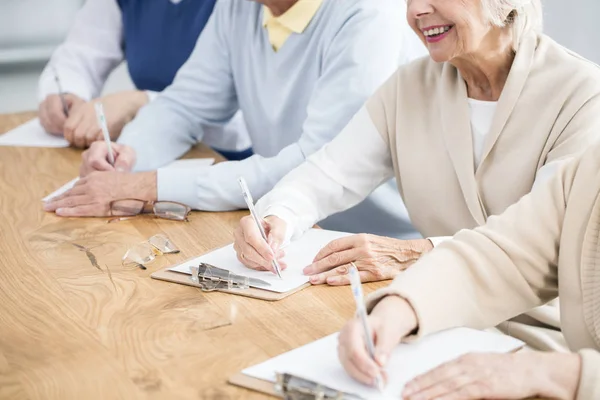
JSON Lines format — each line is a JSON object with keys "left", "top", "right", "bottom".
{"left": 427, "top": 236, "right": 452, "bottom": 247}
{"left": 576, "top": 349, "right": 600, "bottom": 400}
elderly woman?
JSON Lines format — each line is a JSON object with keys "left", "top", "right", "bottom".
{"left": 233, "top": 0, "right": 600, "bottom": 350}
{"left": 337, "top": 141, "right": 600, "bottom": 399}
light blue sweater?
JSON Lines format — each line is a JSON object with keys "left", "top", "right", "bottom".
{"left": 118, "top": 0, "right": 424, "bottom": 237}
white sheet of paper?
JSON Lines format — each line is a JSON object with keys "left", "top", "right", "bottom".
{"left": 244, "top": 328, "right": 524, "bottom": 399}
{"left": 41, "top": 158, "right": 215, "bottom": 202}
{"left": 0, "top": 118, "right": 69, "bottom": 148}
{"left": 170, "top": 229, "right": 351, "bottom": 293}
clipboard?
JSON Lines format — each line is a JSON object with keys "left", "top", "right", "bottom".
{"left": 151, "top": 260, "right": 310, "bottom": 301}
{"left": 229, "top": 372, "right": 365, "bottom": 399}
{"left": 228, "top": 373, "right": 278, "bottom": 397}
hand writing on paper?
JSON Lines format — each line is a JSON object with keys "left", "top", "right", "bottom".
{"left": 402, "top": 351, "right": 581, "bottom": 400}
{"left": 63, "top": 91, "right": 149, "bottom": 148}
{"left": 338, "top": 295, "right": 418, "bottom": 387}
{"left": 43, "top": 171, "right": 156, "bottom": 217}
{"left": 80, "top": 142, "right": 137, "bottom": 177}
{"left": 233, "top": 215, "right": 288, "bottom": 272}
{"left": 39, "top": 93, "right": 85, "bottom": 135}
{"left": 303, "top": 235, "right": 433, "bottom": 286}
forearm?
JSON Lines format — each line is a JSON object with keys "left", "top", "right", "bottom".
{"left": 156, "top": 144, "right": 306, "bottom": 211}
{"left": 118, "top": 95, "right": 200, "bottom": 171}
{"left": 256, "top": 107, "right": 395, "bottom": 239}
{"left": 366, "top": 160, "right": 574, "bottom": 336}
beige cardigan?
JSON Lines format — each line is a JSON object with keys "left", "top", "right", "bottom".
{"left": 257, "top": 32, "right": 600, "bottom": 351}
{"left": 367, "top": 141, "right": 600, "bottom": 399}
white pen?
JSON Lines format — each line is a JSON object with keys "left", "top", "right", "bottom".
{"left": 237, "top": 177, "right": 283, "bottom": 279}
{"left": 94, "top": 103, "right": 115, "bottom": 166}
{"left": 349, "top": 263, "right": 384, "bottom": 392}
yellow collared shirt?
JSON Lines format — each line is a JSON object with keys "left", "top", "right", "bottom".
{"left": 262, "top": 0, "right": 323, "bottom": 52}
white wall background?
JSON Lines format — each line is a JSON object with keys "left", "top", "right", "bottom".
{"left": 0, "top": 0, "right": 598, "bottom": 114}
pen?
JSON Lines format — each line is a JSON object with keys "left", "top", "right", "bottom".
{"left": 237, "top": 176, "right": 283, "bottom": 279}
{"left": 52, "top": 66, "right": 70, "bottom": 117}
{"left": 94, "top": 103, "right": 115, "bottom": 166}
{"left": 348, "top": 263, "right": 384, "bottom": 392}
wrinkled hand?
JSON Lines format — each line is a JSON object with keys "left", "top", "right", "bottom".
{"left": 338, "top": 295, "right": 418, "bottom": 387}
{"left": 43, "top": 171, "right": 156, "bottom": 217}
{"left": 64, "top": 90, "right": 148, "bottom": 148}
{"left": 80, "top": 141, "right": 136, "bottom": 177}
{"left": 233, "top": 215, "right": 288, "bottom": 273}
{"left": 39, "top": 93, "right": 85, "bottom": 135}
{"left": 402, "top": 351, "right": 581, "bottom": 400}
{"left": 304, "top": 234, "right": 433, "bottom": 285}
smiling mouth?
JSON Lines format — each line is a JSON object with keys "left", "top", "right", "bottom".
{"left": 422, "top": 25, "right": 453, "bottom": 38}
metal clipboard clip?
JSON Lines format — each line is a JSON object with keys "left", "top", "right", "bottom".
{"left": 275, "top": 373, "right": 366, "bottom": 400}
{"left": 190, "top": 263, "right": 271, "bottom": 291}
{"left": 190, "top": 263, "right": 250, "bottom": 291}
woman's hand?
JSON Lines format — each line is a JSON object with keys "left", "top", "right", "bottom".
{"left": 233, "top": 215, "right": 288, "bottom": 272}
{"left": 338, "top": 295, "right": 418, "bottom": 386}
{"left": 402, "top": 351, "right": 581, "bottom": 400}
{"left": 304, "top": 234, "right": 433, "bottom": 285}
{"left": 64, "top": 90, "right": 149, "bottom": 148}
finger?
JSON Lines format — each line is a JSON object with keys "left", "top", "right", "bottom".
{"left": 234, "top": 228, "right": 269, "bottom": 270}
{"left": 84, "top": 126, "right": 102, "bottom": 148}
{"left": 326, "top": 269, "right": 374, "bottom": 286}
{"left": 38, "top": 101, "right": 53, "bottom": 133}
{"left": 56, "top": 204, "right": 108, "bottom": 218}
{"left": 114, "top": 145, "right": 136, "bottom": 172}
{"left": 309, "top": 264, "right": 351, "bottom": 285}
{"left": 239, "top": 233, "right": 273, "bottom": 270}
{"left": 265, "top": 217, "right": 286, "bottom": 251}
{"left": 339, "top": 346, "right": 378, "bottom": 386}
{"left": 44, "top": 195, "right": 91, "bottom": 212}
{"left": 338, "top": 321, "right": 382, "bottom": 383}
{"left": 47, "top": 97, "right": 68, "bottom": 133}
{"left": 304, "top": 248, "right": 362, "bottom": 275}
{"left": 404, "top": 358, "right": 467, "bottom": 398}
{"left": 87, "top": 143, "right": 115, "bottom": 173}
{"left": 313, "top": 234, "right": 368, "bottom": 263}
{"left": 64, "top": 110, "right": 84, "bottom": 145}
{"left": 72, "top": 118, "right": 92, "bottom": 148}
{"left": 241, "top": 217, "right": 275, "bottom": 267}
{"left": 236, "top": 249, "right": 269, "bottom": 271}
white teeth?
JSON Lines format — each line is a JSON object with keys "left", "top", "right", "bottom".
{"left": 424, "top": 26, "right": 450, "bottom": 36}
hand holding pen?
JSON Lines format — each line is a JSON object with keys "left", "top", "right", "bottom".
{"left": 234, "top": 177, "right": 287, "bottom": 277}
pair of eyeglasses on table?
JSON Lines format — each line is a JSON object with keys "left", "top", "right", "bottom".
{"left": 108, "top": 199, "right": 191, "bottom": 223}
{"left": 122, "top": 234, "right": 180, "bottom": 270}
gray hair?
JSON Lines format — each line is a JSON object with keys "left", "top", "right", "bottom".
{"left": 481, "top": 0, "right": 543, "bottom": 50}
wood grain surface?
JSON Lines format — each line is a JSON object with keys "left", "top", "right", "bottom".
{"left": 0, "top": 113, "right": 389, "bottom": 399}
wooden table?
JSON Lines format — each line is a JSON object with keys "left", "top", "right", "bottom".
{"left": 0, "top": 112, "right": 387, "bottom": 399}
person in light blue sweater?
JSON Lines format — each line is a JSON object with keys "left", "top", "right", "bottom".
{"left": 44, "top": 0, "right": 425, "bottom": 239}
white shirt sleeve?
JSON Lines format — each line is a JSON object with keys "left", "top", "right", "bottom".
{"left": 255, "top": 107, "right": 395, "bottom": 239}
{"left": 38, "top": 0, "right": 124, "bottom": 102}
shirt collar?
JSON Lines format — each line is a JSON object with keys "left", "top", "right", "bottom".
{"left": 262, "top": 0, "right": 323, "bottom": 34}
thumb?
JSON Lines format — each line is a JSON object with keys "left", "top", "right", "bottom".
{"left": 373, "top": 323, "right": 400, "bottom": 367}
{"left": 114, "top": 145, "right": 136, "bottom": 172}
{"left": 266, "top": 217, "right": 287, "bottom": 251}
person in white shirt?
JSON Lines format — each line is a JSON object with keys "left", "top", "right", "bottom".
{"left": 232, "top": 0, "right": 600, "bottom": 289}
{"left": 38, "top": 0, "right": 249, "bottom": 156}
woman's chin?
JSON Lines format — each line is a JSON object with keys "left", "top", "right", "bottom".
{"left": 427, "top": 51, "right": 450, "bottom": 63}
